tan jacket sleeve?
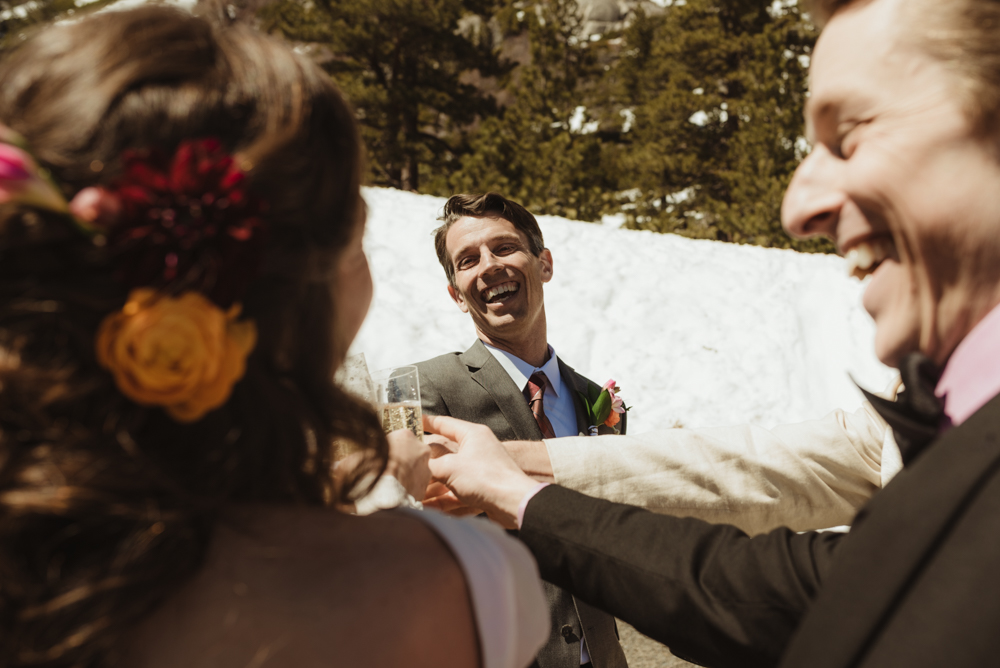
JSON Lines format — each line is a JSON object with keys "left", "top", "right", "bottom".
{"left": 545, "top": 402, "right": 900, "bottom": 536}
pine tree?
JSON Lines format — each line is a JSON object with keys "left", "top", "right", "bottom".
{"left": 259, "top": 0, "right": 510, "bottom": 191}
{"left": 612, "top": 0, "right": 829, "bottom": 251}
{"left": 437, "top": 0, "right": 617, "bottom": 221}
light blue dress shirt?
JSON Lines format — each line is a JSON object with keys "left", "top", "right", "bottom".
{"left": 482, "top": 342, "right": 580, "bottom": 438}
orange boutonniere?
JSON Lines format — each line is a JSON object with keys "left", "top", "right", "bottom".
{"left": 96, "top": 288, "right": 256, "bottom": 422}
{"left": 578, "top": 379, "right": 628, "bottom": 435}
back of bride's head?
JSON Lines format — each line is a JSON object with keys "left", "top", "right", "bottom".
{"left": 0, "top": 8, "right": 386, "bottom": 666}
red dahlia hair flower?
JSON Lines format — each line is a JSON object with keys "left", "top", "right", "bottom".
{"left": 106, "top": 138, "right": 266, "bottom": 307}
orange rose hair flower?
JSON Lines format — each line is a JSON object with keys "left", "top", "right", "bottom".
{"left": 96, "top": 288, "right": 257, "bottom": 422}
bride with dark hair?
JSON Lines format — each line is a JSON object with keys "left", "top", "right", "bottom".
{"left": 0, "top": 7, "right": 546, "bottom": 667}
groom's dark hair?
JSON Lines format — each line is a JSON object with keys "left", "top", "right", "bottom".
{"left": 434, "top": 192, "right": 546, "bottom": 288}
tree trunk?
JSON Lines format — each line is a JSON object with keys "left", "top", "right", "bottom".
{"left": 402, "top": 153, "right": 419, "bottom": 191}
{"left": 402, "top": 108, "right": 420, "bottom": 191}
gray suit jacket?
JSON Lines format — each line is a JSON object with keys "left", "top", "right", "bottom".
{"left": 418, "top": 339, "right": 626, "bottom": 442}
{"left": 416, "top": 339, "right": 628, "bottom": 668}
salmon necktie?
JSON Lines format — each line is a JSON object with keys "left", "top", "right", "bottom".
{"left": 524, "top": 371, "right": 557, "bottom": 439}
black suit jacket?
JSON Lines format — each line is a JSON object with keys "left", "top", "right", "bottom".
{"left": 416, "top": 340, "right": 628, "bottom": 668}
{"left": 518, "top": 392, "right": 1000, "bottom": 667}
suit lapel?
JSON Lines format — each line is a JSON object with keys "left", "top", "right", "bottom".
{"left": 559, "top": 358, "right": 595, "bottom": 436}
{"left": 462, "top": 343, "right": 629, "bottom": 666}
{"left": 460, "top": 340, "right": 544, "bottom": 441}
{"left": 780, "top": 392, "right": 1000, "bottom": 668}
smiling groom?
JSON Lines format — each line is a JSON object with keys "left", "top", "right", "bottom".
{"left": 413, "top": 193, "right": 628, "bottom": 668}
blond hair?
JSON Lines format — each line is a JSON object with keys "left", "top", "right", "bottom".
{"left": 806, "top": 0, "right": 1000, "bottom": 132}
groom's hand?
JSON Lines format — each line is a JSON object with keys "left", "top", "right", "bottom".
{"left": 423, "top": 481, "right": 482, "bottom": 517}
{"left": 424, "top": 414, "right": 538, "bottom": 529}
{"left": 421, "top": 432, "right": 481, "bottom": 516}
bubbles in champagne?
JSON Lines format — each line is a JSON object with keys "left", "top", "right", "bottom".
{"left": 380, "top": 401, "right": 423, "bottom": 439}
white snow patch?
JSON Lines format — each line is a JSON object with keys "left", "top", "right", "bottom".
{"left": 665, "top": 187, "right": 694, "bottom": 205}
{"left": 94, "top": 0, "right": 197, "bottom": 15}
{"left": 354, "top": 187, "right": 895, "bottom": 434}
{"left": 688, "top": 110, "right": 709, "bottom": 126}
{"left": 54, "top": 0, "right": 198, "bottom": 22}
{"left": 795, "top": 136, "right": 812, "bottom": 159}
{"left": 769, "top": 0, "right": 798, "bottom": 16}
{"left": 620, "top": 108, "right": 635, "bottom": 133}
{"left": 601, "top": 213, "right": 627, "bottom": 228}
{"left": 569, "top": 106, "right": 600, "bottom": 134}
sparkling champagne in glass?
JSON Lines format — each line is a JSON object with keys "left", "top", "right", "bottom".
{"left": 373, "top": 365, "right": 423, "bottom": 439}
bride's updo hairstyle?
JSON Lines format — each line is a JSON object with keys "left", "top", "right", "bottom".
{"left": 0, "top": 7, "right": 387, "bottom": 666}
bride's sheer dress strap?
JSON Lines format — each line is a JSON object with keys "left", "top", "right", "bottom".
{"left": 399, "top": 509, "right": 548, "bottom": 668}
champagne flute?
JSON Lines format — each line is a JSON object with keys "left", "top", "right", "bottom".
{"left": 335, "top": 353, "right": 376, "bottom": 404}
{"left": 372, "top": 365, "right": 423, "bottom": 439}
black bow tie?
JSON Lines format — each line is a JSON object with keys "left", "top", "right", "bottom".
{"left": 859, "top": 353, "right": 946, "bottom": 466}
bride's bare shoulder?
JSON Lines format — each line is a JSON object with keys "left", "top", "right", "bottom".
{"left": 120, "top": 506, "right": 480, "bottom": 668}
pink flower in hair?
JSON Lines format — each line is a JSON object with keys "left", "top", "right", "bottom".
{"left": 69, "top": 187, "right": 123, "bottom": 230}
{"left": 0, "top": 142, "right": 69, "bottom": 214}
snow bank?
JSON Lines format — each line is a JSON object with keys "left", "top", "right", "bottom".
{"left": 355, "top": 187, "right": 894, "bottom": 434}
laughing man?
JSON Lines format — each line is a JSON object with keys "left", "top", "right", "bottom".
{"left": 413, "top": 193, "right": 629, "bottom": 668}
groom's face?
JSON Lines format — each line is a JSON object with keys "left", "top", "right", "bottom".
{"left": 445, "top": 215, "right": 553, "bottom": 344}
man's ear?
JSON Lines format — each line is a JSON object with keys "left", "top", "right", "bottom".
{"left": 447, "top": 283, "right": 470, "bottom": 313}
{"left": 539, "top": 248, "right": 554, "bottom": 284}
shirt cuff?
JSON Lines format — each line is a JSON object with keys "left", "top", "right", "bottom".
{"left": 516, "top": 482, "right": 551, "bottom": 528}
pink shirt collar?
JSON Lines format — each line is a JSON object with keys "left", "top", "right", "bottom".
{"left": 936, "top": 301, "right": 1000, "bottom": 426}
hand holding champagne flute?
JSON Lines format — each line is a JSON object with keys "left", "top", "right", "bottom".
{"left": 349, "top": 365, "right": 430, "bottom": 509}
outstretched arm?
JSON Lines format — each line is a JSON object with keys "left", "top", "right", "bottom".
{"left": 521, "top": 486, "right": 839, "bottom": 668}
{"left": 504, "top": 440, "right": 556, "bottom": 482}
{"left": 427, "top": 414, "right": 840, "bottom": 668}
{"left": 503, "top": 403, "right": 895, "bottom": 535}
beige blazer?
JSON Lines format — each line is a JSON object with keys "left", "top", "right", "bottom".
{"left": 546, "top": 400, "right": 901, "bottom": 536}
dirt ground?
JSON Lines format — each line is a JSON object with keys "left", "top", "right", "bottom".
{"left": 617, "top": 620, "right": 700, "bottom": 668}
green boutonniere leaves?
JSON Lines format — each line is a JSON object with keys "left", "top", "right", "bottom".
{"left": 579, "top": 382, "right": 623, "bottom": 431}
